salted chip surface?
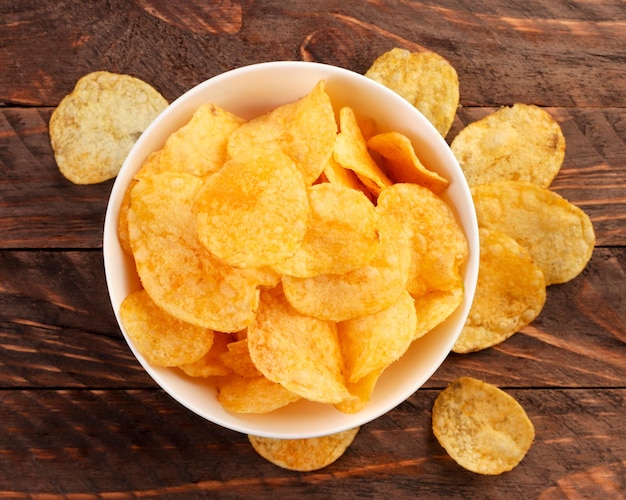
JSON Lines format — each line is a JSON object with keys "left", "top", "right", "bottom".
{"left": 451, "top": 104, "right": 565, "bottom": 188}
{"left": 365, "top": 48, "right": 459, "bottom": 137}
{"left": 377, "top": 183, "right": 468, "bottom": 298}
{"left": 272, "top": 183, "right": 379, "bottom": 277}
{"left": 432, "top": 377, "right": 535, "bottom": 475}
{"left": 367, "top": 131, "right": 449, "bottom": 194}
{"left": 249, "top": 427, "right": 359, "bottom": 471}
{"left": 50, "top": 71, "right": 168, "bottom": 184}
{"left": 339, "top": 290, "right": 417, "bottom": 384}
{"left": 454, "top": 229, "right": 546, "bottom": 353}
{"left": 227, "top": 81, "right": 337, "bottom": 184}
{"left": 120, "top": 290, "right": 213, "bottom": 367}
{"left": 219, "top": 338, "right": 261, "bottom": 378}
{"left": 127, "top": 172, "right": 261, "bottom": 332}
{"left": 247, "top": 288, "right": 350, "bottom": 404}
{"left": 281, "top": 209, "right": 411, "bottom": 321}
{"left": 471, "top": 180, "right": 595, "bottom": 285}
{"left": 178, "top": 332, "right": 231, "bottom": 378}
{"left": 413, "top": 286, "right": 463, "bottom": 341}
{"left": 217, "top": 375, "right": 300, "bottom": 414}
{"left": 195, "top": 148, "right": 309, "bottom": 268}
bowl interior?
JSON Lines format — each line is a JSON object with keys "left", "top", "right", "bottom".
{"left": 103, "top": 61, "right": 479, "bottom": 438}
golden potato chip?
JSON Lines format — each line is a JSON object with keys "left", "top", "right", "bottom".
{"left": 50, "top": 71, "right": 168, "bottom": 184}
{"left": 194, "top": 147, "right": 310, "bottom": 268}
{"left": 146, "top": 103, "right": 244, "bottom": 177}
{"left": 432, "top": 377, "right": 535, "bottom": 475}
{"left": 323, "top": 156, "right": 375, "bottom": 202}
{"left": 454, "top": 229, "right": 546, "bottom": 353}
{"left": 120, "top": 290, "right": 213, "bottom": 367}
{"left": 127, "top": 171, "right": 262, "bottom": 332}
{"left": 471, "top": 180, "right": 595, "bottom": 284}
{"left": 219, "top": 338, "right": 261, "bottom": 378}
{"left": 178, "top": 331, "right": 232, "bottom": 378}
{"left": 227, "top": 81, "right": 336, "bottom": 184}
{"left": 272, "top": 183, "right": 379, "bottom": 278}
{"left": 451, "top": 104, "right": 565, "bottom": 188}
{"left": 367, "top": 131, "right": 449, "bottom": 194}
{"left": 376, "top": 183, "right": 468, "bottom": 298}
{"left": 334, "top": 369, "right": 383, "bottom": 414}
{"left": 339, "top": 290, "right": 417, "bottom": 384}
{"left": 281, "top": 209, "right": 411, "bottom": 321}
{"left": 217, "top": 375, "right": 300, "bottom": 414}
{"left": 118, "top": 179, "right": 137, "bottom": 255}
{"left": 248, "top": 427, "right": 359, "bottom": 471}
{"left": 413, "top": 285, "right": 463, "bottom": 341}
{"left": 365, "top": 48, "right": 459, "bottom": 137}
{"left": 333, "top": 106, "right": 392, "bottom": 196}
{"left": 248, "top": 288, "right": 350, "bottom": 404}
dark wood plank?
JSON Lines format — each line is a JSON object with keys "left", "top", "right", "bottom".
{"left": 1, "top": 105, "right": 625, "bottom": 248}
{"left": 1, "top": 0, "right": 625, "bottom": 107}
{"left": 0, "top": 388, "right": 623, "bottom": 497}
{"left": 1, "top": 248, "right": 624, "bottom": 390}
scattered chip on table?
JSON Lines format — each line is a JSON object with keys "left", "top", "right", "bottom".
{"left": 249, "top": 427, "right": 360, "bottom": 471}
{"left": 50, "top": 71, "right": 168, "bottom": 184}
{"left": 451, "top": 103, "right": 565, "bottom": 188}
{"left": 432, "top": 377, "right": 535, "bottom": 475}
{"left": 453, "top": 228, "right": 546, "bottom": 353}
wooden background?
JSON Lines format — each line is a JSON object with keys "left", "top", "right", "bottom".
{"left": 1, "top": 0, "right": 625, "bottom": 498}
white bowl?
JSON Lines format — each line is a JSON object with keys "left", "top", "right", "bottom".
{"left": 103, "top": 61, "right": 479, "bottom": 439}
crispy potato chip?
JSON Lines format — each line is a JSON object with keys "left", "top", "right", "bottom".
{"left": 339, "top": 290, "right": 417, "bottom": 384}
{"left": 323, "top": 156, "right": 375, "bottom": 201}
{"left": 413, "top": 285, "right": 463, "bottom": 341}
{"left": 248, "top": 288, "right": 350, "bottom": 404}
{"left": 120, "top": 290, "right": 213, "bottom": 367}
{"left": 432, "top": 377, "right": 535, "bottom": 475}
{"left": 127, "top": 172, "right": 262, "bottom": 331}
{"left": 227, "top": 81, "right": 337, "bottom": 184}
{"left": 367, "top": 131, "right": 449, "bottom": 194}
{"left": 219, "top": 338, "right": 261, "bottom": 378}
{"left": 451, "top": 104, "right": 565, "bottom": 188}
{"left": 281, "top": 209, "right": 411, "bottom": 321}
{"left": 178, "top": 331, "right": 232, "bottom": 377}
{"left": 377, "top": 183, "right": 468, "bottom": 298}
{"left": 194, "top": 147, "right": 310, "bottom": 268}
{"left": 272, "top": 183, "right": 379, "bottom": 277}
{"left": 365, "top": 48, "right": 459, "bottom": 137}
{"left": 150, "top": 103, "right": 244, "bottom": 176}
{"left": 118, "top": 179, "right": 137, "bottom": 255}
{"left": 50, "top": 71, "right": 168, "bottom": 184}
{"left": 471, "top": 180, "right": 595, "bottom": 284}
{"left": 454, "top": 229, "right": 546, "bottom": 353}
{"left": 333, "top": 106, "right": 392, "bottom": 195}
{"left": 217, "top": 375, "right": 301, "bottom": 414}
{"left": 334, "top": 369, "right": 383, "bottom": 414}
{"left": 249, "top": 427, "right": 359, "bottom": 471}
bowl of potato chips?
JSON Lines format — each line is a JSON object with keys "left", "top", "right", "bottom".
{"left": 103, "top": 61, "right": 479, "bottom": 439}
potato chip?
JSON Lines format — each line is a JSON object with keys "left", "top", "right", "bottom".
{"left": 194, "top": 147, "right": 310, "bottom": 268}
{"left": 247, "top": 288, "right": 350, "bottom": 404}
{"left": 413, "top": 285, "right": 463, "bottom": 341}
{"left": 334, "top": 369, "right": 383, "bottom": 414}
{"left": 248, "top": 427, "right": 359, "bottom": 471}
{"left": 50, "top": 71, "right": 168, "bottom": 184}
{"left": 178, "top": 332, "right": 232, "bottom": 378}
{"left": 118, "top": 179, "right": 137, "bottom": 255}
{"left": 333, "top": 106, "right": 392, "bottom": 195}
{"left": 471, "top": 180, "right": 595, "bottom": 285}
{"left": 219, "top": 338, "right": 261, "bottom": 378}
{"left": 217, "top": 375, "right": 300, "bottom": 414}
{"left": 145, "top": 103, "right": 244, "bottom": 177}
{"left": 227, "top": 81, "right": 337, "bottom": 184}
{"left": 281, "top": 209, "right": 411, "bottom": 321}
{"left": 127, "top": 171, "right": 262, "bottom": 332}
{"left": 272, "top": 183, "right": 379, "bottom": 278}
{"left": 432, "top": 377, "right": 535, "bottom": 475}
{"left": 454, "top": 229, "right": 546, "bottom": 353}
{"left": 451, "top": 104, "right": 565, "bottom": 188}
{"left": 120, "top": 290, "right": 213, "bottom": 367}
{"left": 365, "top": 48, "right": 459, "bottom": 137}
{"left": 376, "top": 183, "right": 468, "bottom": 298}
{"left": 339, "top": 290, "right": 417, "bottom": 384}
{"left": 367, "top": 131, "right": 449, "bottom": 194}
{"left": 323, "top": 156, "right": 375, "bottom": 201}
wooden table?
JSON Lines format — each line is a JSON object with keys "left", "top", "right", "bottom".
{"left": 1, "top": 1, "right": 625, "bottom": 497}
